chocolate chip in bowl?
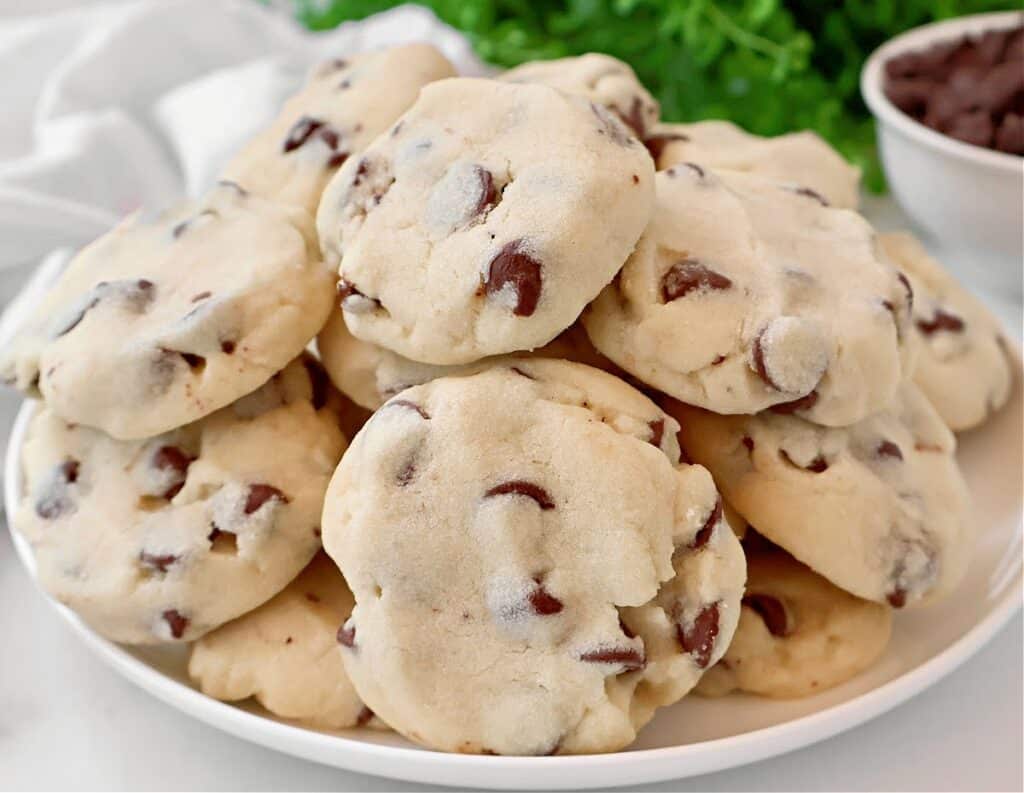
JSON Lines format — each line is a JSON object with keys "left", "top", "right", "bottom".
{"left": 862, "top": 12, "right": 1024, "bottom": 295}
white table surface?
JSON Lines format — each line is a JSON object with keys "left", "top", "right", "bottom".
{"left": 1, "top": 200, "right": 1021, "bottom": 793}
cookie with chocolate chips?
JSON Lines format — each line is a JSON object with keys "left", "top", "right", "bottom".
{"left": 189, "top": 552, "right": 385, "bottom": 729}
{"left": 222, "top": 44, "right": 455, "bottom": 213}
{"left": 317, "top": 307, "right": 620, "bottom": 410}
{"left": 646, "top": 120, "right": 861, "bottom": 209}
{"left": 0, "top": 182, "right": 334, "bottom": 439}
{"left": 583, "top": 167, "right": 916, "bottom": 426}
{"left": 322, "top": 360, "right": 745, "bottom": 755}
{"left": 500, "top": 53, "right": 660, "bottom": 139}
{"left": 16, "top": 357, "right": 346, "bottom": 644}
{"left": 696, "top": 547, "right": 892, "bottom": 699}
{"left": 878, "top": 231, "right": 1014, "bottom": 432}
{"left": 664, "top": 382, "right": 974, "bottom": 609}
{"left": 316, "top": 77, "right": 655, "bottom": 365}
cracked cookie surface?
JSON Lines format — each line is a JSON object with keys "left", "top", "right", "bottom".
{"left": 0, "top": 182, "right": 334, "bottom": 439}
{"left": 316, "top": 77, "right": 655, "bottom": 365}
{"left": 664, "top": 383, "right": 974, "bottom": 608}
{"left": 322, "top": 360, "right": 745, "bottom": 754}
{"left": 584, "top": 167, "right": 915, "bottom": 426}
{"left": 17, "top": 357, "right": 346, "bottom": 644}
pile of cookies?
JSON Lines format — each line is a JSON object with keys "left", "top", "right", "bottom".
{"left": 3, "top": 44, "right": 1014, "bottom": 756}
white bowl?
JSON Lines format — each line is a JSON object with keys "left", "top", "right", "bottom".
{"left": 861, "top": 12, "right": 1024, "bottom": 296}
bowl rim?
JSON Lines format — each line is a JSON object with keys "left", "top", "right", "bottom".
{"left": 861, "top": 10, "right": 1024, "bottom": 174}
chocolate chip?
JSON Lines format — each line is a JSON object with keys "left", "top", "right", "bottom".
{"left": 385, "top": 399, "right": 430, "bottom": 420}
{"left": 877, "top": 440, "right": 904, "bottom": 460}
{"left": 305, "top": 593, "right": 321, "bottom": 603}
{"left": 352, "top": 157, "right": 370, "bottom": 187}
{"left": 356, "top": 706, "right": 374, "bottom": 727}
{"left": 916, "top": 308, "right": 966, "bottom": 336}
{"left": 769, "top": 390, "right": 820, "bottom": 415}
{"left": 482, "top": 240, "right": 543, "bottom": 317}
{"left": 139, "top": 551, "right": 179, "bottom": 574}
{"left": 643, "top": 131, "right": 689, "bottom": 160}
{"left": 472, "top": 166, "right": 498, "bottom": 220}
{"left": 648, "top": 419, "right": 665, "bottom": 448}
{"left": 337, "top": 621, "right": 356, "bottom": 648}
{"left": 396, "top": 457, "right": 417, "bottom": 487}
{"left": 887, "top": 588, "right": 907, "bottom": 609}
{"left": 220, "top": 340, "right": 236, "bottom": 354}
{"left": 35, "top": 459, "right": 80, "bottom": 519}
{"left": 302, "top": 356, "right": 330, "bottom": 410}
{"left": 711, "top": 355, "right": 727, "bottom": 365}
{"left": 790, "top": 185, "right": 830, "bottom": 206}
{"left": 742, "top": 436, "right": 755, "bottom": 453}
{"left": 691, "top": 497, "right": 722, "bottom": 549}
{"left": 680, "top": 162, "right": 705, "bottom": 179}
{"left": 751, "top": 329, "right": 777, "bottom": 390}
{"left": 780, "top": 449, "right": 829, "bottom": 473}
{"left": 282, "top": 116, "right": 324, "bottom": 153}
{"left": 579, "top": 645, "right": 646, "bottom": 671}
{"left": 509, "top": 366, "right": 535, "bottom": 380}
{"left": 152, "top": 445, "right": 194, "bottom": 499}
{"left": 190, "top": 291, "right": 212, "bottom": 303}
{"left": 55, "top": 280, "right": 154, "bottom": 337}
{"left": 743, "top": 594, "right": 791, "bottom": 637}
{"left": 898, "top": 272, "right": 914, "bottom": 312}
{"left": 484, "top": 480, "right": 555, "bottom": 510}
{"left": 244, "top": 484, "right": 287, "bottom": 515}
{"left": 661, "top": 259, "right": 733, "bottom": 303}
{"left": 613, "top": 96, "right": 649, "bottom": 138}
{"left": 172, "top": 210, "right": 218, "bottom": 239}
{"left": 528, "top": 580, "right": 564, "bottom": 615}
{"left": 336, "top": 279, "right": 381, "bottom": 314}
{"left": 162, "top": 609, "right": 189, "bottom": 639}
{"left": 676, "top": 602, "right": 720, "bottom": 668}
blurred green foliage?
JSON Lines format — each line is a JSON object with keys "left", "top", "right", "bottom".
{"left": 287, "top": 0, "right": 1019, "bottom": 190}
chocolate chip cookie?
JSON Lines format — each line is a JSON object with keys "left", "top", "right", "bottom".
{"left": 189, "top": 553, "right": 384, "bottom": 729}
{"left": 17, "top": 357, "right": 346, "bottom": 644}
{"left": 317, "top": 307, "right": 619, "bottom": 410}
{"left": 500, "top": 53, "right": 659, "bottom": 139}
{"left": 584, "top": 167, "right": 915, "bottom": 426}
{"left": 696, "top": 548, "right": 892, "bottom": 698}
{"left": 222, "top": 44, "right": 455, "bottom": 213}
{"left": 316, "top": 77, "right": 655, "bottom": 365}
{"left": 879, "top": 231, "right": 1014, "bottom": 431}
{"left": 646, "top": 120, "right": 861, "bottom": 209}
{"left": 322, "top": 361, "right": 745, "bottom": 754}
{"left": 664, "top": 383, "right": 974, "bottom": 608}
{"left": 0, "top": 182, "right": 334, "bottom": 439}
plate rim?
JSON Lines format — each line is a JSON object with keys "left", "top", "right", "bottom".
{"left": 5, "top": 396, "right": 1022, "bottom": 790}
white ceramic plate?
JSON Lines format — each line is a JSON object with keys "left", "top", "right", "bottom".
{"left": 6, "top": 366, "right": 1022, "bottom": 790}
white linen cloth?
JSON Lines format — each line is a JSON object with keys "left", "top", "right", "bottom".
{"left": 0, "top": 0, "right": 488, "bottom": 494}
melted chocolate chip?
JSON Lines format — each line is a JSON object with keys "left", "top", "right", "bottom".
{"left": 579, "top": 645, "right": 646, "bottom": 671}
{"left": 336, "top": 279, "right": 381, "bottom": 312}
{"left": 162, "top": 609, "right": 189, "bottom": 639}
{"left": 780, "top": 449, "right": 829, "bottom": 473}
{"left": 484, "top": 480, "right": 555, "bottom": 510}
{"left": 385, "top": 399, "right": 430, "bottom": 420}
{"left": 743, "top": 594, "right": 791, "bottom": 636}
{"left": 886, "top": 588, "right": 907, "bottom": 609}
{"left": 302, "top": 356, "right": 330, "bottom": 410}
{"left": 751, "top": 329, "right": 778, "bottom": 390}
{"left": 648, "top": 419, "right": 665, "bottom": 448}
{"left": 356, "top": 706, "right": 374, "bottom": 727}
{"left": 691, "top": 497, "right": 722, "bottom": 549}
{"left": 877, "top": 440, "right": 904, "bottom": 460}
{"left": 643, "top": 131, "right": 689, "bottom": 160}
{"left": 769, "top": 390, "right": 820, "bottom": 415}
{"left": 152, "top": 445, "right": 194, "bottom": 499}
{"left": 35, "top": 459, "right": 80, "bottom": 519}
{"left": 790, "top": 185, "right": 830, "bottom": 206}
{"left": 661, "top": 259, "right": 733, "bottom": 303}
{"left": 282, "top": 116, "right": 324, "bottom": 153}
{"left": 337, "top": 621, "right": 357, "bottom": 648}
{"left": 528, "top": 581, "right": 564, "bottom": 615}
{"left": 676, "top": 602, "right": 720, "bottom": 668}
{"left": 244, "top": 484, "right": 287, "bottom": 514}
{"left": 472, "top": 166, "right": 498, "bottom": 220}
{"left": 917, "top": 308, "right": 966, "bottom": 335}
{"left": 139, "top": 551, "right": 179, "bottom": 574}
{"left": 482, "top": 240, "right": 543, "bottom": 317}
